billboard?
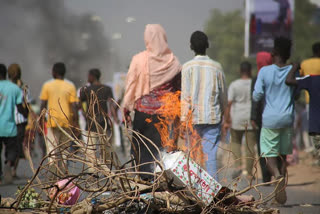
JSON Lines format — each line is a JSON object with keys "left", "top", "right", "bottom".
{"left": 245, "top": 0, "right": 295, "bottom": 56}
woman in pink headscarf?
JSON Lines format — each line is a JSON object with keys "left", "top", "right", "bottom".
{"left": 123, "top": 24, "right": 181, "bottom": 180}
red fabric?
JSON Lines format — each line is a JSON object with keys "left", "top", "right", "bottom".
{"left": 256, "top": 52, "right": 272, "bottom": 74}
{"left": 134, "top": 81, "right": 174, "bottom": 114}
{"left": 250, "top": 17, "right": 256, "bottom": 34}
{"left": 134, "top": 73, "right": 181, "bottom": 115}
{"left": 44, "top": 122, "right": 48, "bottom": 135}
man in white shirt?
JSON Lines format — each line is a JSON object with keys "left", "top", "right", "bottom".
{"left": 224, "top": 62, "right": 256, "bottom": 179}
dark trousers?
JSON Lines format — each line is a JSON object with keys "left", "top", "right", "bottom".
{"left": 257, "top": 128, "right": 272, "bottom": 182}
{"left": 0, "top": 136, "right": 18, "bottom": 176}
{"left": 17, "top": 123, "right": 27, "bottom": 159}
{"left": 131, "top": 111, "right": 162, "bottom": 180}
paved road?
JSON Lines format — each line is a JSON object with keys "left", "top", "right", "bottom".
{"left": 1, "top": 147, "right": 320, "bottom": 214}
{"left": 234, "top": 176, "right": 320, "bottom": 214}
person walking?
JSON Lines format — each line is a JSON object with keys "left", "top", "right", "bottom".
{"left": 181, "top": 31, "right": 227, "bottom": 180}
{"left": 251, "top": 52, "right": 273, "bottom": 183}
{"left": 122, "top": 24, "right": 181, "bottom": 181}
{"left": 286, "top": 63, "right": 320, "bottom": 166}
{"left": 299, "top": 42, "right": 320, "bottom": 152}
{"left": 253, "top": 37, "right": 295, "bottom": 204}
{"left": 40, "top": 62, "right": 79, "bottom": 175}
{"left": 224, "top": 61, "right": 256, "bottom": 179}
{"left": 0, "top": 64, "right": 27, "bottom": 184}
{"left": 299, "top": 42, "right": 320, "bottom": 109}
{"left": 7, "top": 63, "right": 32, "bottom": 178}
{"left": 79, "top": 68, "right": 119, "bottom": 166}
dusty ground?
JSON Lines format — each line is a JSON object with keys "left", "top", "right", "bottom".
{"left": 217, "top": 141, "right": 320, "bottom": 214}
{"left": 276, "top": 152, "right": 320, "bottom": 214}
{"left": 1, "top": 143, "right": 320, "bottom": 213}
{"left": 286, "top": 152, "right": 320, "bottom": 193}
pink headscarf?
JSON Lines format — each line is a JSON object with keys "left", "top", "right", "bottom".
{"left": 123, "top": 24, "right": 181, "bottom": 111}
{"left": 256, "top": 51, "right": 272, "bottom": 74}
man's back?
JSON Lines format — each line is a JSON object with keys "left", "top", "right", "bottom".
{"left": 40, "top": 79, "right": 77, "bottom": 127}
{"left": 0, "top": 80, "right": 22, "bottom": 137}
{"left": 181, "top": 55, "right": 227, "bottom": 124}
{"left": 253, "top": 64, "right": 294, "bottom": 128}
{"left": 228, "top": 79, "right": 252, "bottom": 130}
{"left": 80, "top": 84, "right": 113, "bottom": 130}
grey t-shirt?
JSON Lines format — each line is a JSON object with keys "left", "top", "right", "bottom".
{"left": 228, "top": 79, "right": 253, "bottom": 130}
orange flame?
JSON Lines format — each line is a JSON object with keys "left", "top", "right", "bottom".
{"left": 147, "top": 91, "right": 207, "bottom": 167}
{"left": 145, "top": 118, "right": 152, "bottom": 123}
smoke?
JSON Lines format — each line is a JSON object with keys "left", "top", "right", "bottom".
{"left": 0, "top": 0, "right": 113, "bottom": 97}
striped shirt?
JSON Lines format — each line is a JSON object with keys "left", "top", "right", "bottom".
{"left": 181, "top": 55, "right": 227, "bottom": 125}
{"left": 15, "top": 86, "right": 32, "bottom": 124}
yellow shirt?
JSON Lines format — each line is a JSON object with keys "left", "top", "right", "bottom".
{"left": 300, "top": 58, "right": 320, "bottom": 103}
{"left": 40, "top": 79, "right": 78, "bottom": 128}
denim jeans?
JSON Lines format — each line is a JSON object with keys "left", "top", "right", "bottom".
{"left": 194, "top": 123, "right": 221, "bottom": 180}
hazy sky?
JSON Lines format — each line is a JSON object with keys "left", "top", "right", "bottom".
{"left": 1, "top": 0, "right": 318, "bottom": 98}
{"left": 66, "top": 0, "right": 245, "bottom": 72}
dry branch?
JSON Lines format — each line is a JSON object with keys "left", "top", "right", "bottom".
{"left": 7, "top": 94, "right": 281, "bottom": 214}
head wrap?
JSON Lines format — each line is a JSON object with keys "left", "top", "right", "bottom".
{"left": 123, "top": 24, "right": 181, "bottom": 110}
{"left": 256, "top": 52, "right": 272, "bottom": 74}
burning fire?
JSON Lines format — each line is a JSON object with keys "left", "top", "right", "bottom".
{"left": 146, "top": 91, "right": 207, "bottom": 167}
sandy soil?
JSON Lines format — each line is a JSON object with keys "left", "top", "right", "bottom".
{"left": 286, "top": 151, "right": 320, "bottom": 193}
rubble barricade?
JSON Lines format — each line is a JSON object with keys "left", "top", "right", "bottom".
{"left": 156, "top": 151, "right": 222, "bottom": 206}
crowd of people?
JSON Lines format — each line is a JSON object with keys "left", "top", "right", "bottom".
{"left": 0, "top": 24, "right": 319, "bottom": 206}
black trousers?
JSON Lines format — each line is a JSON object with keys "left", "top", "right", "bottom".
{"left": 0, "top": 136, "right": 18, "bottom": 176}
{"left": 257, "top": 128, "right": 272, "bottom": 182}
{"left": 17, "top": 122, "right": 27, "bottom": 159}
{"left": 131, "top": 111, "right": 162, "bottom": 180}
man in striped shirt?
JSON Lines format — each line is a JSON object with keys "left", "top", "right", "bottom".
{"left": 181, "top": 31, "right": 227, "bottom": 179}
{"left": 8, "top": 64, "right": 32, "bottom": 178}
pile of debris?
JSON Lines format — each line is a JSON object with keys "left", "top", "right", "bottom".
{"left": 0, "top": 102, "right": 280, "bottom": 214}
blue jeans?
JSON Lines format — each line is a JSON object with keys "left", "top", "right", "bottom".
{"left": 194, "top": 123, "right": 221, "bottom": 180}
